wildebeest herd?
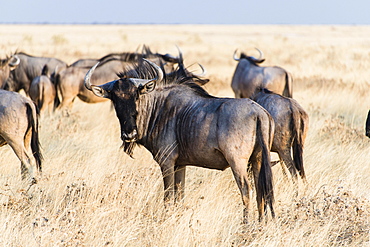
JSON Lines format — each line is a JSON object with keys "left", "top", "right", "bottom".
{"left": 0, "top": 46, "right": 368, "bottom": 222}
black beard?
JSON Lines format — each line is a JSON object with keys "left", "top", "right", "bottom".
{"left": 121, "top": 141, "right": 136, "bottom": 158}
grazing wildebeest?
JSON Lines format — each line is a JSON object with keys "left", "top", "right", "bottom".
{"left": 366, "top": 110, "right": 370, "bottom": 138}
{"left": 231, "top": 48, "right": 293, "bottom": 98}
{"left": 4, "top": 52, "right": 67, "bottom": 95}
{"left": 252, "top": 88, "right": 309, "bottom": 186}
{"left": 0, "top": 89, "right": 42, "bottom": 184}
{"left": 0, "top": 55, "right": 20, "bottom": 88}
{"left": 84, "top": 60, "right": 275, "bottom": 222}
{"left": 29, "top": 65, "right": 56, "bottom": 116}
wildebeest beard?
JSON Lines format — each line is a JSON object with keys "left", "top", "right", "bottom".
{"left": 121, "top": 141, "right": 137, "bottom": 158}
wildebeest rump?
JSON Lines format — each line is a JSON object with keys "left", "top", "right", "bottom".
{"left": 0, "top": 55, "right": 20, "bottom": 89}
{"left": 29, "top": 65, "right": 56, "bottom": 116}
{"left": 366, "top": 110, "right": 370, "bottom": 138}
{"left": 4, "top": 52, "right": 67, "bottom": 95}
{"left": 0, "top": 89, "right": 42, "bottom": 184}
{"left": 231, "top": 48, "right": 293, "bottom": 98}
{"left": 84, "top": 60, "right": 275, "bottom": 222}
{"left": 252, "top": 88, "right": 309, "bottom": 185}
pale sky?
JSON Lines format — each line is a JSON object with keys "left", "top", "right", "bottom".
{"left": 1, "top": 0, "right": 369, "bottom": 25}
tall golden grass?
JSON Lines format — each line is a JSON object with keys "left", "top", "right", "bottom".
{"left": 0, "top": 24, "right": 369, "bottom": 246}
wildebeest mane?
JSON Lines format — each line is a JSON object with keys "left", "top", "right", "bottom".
{"left": 240, "top": 52, "right": 265, "bottom": 65}
{"left": 117, "top": 61, "right": 214, "bottom": 98}
{"left": 14, "top": 51, "right": 32, "bottom": 57}
{"left": 98, "top": 52, "right": 143, "bottom": 65}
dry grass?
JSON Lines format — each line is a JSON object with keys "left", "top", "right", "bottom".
{"left": 0, "top": 24, "right": 369, "bottom": 246}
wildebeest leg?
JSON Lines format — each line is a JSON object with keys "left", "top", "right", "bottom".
{"left": 278, "top": 150, "right": 298, "bottom": 195}
{"left": 250, "top": 157, "right": 265, "bottom": 221}
{"left": 228, "top": 158, "right": 251, "bottom": 223}
{"left": 174, "top": 165, "right": 186, "bottom": 202}
{"left": 6, "top": 138, "right": 36, "bottom": 184}
{"left": 160, "top": 164, "right": 175, "bottom": 204}
{"left": 57, "top": 95, "right": 75, "bottom": 116}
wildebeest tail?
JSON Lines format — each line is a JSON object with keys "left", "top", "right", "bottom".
{"left": 366, "top": 110, "right": 370, "bottom": 138}
{"left": 26, "top": 102, "right": 43, "bottom": 172}
{"left": 53, "top": 73, "right": 61, "bottom": 109}
{"left": 37, "top": 82, "right": 45, "bottom": 111}
{"left": 292, "top": 108, "right": 308, "bottom": 180}
{"left": 256, "top": 115, "right": 275, "bottom": 214}
{"left": 283, "top": 72, "right": 293, "bottom": 98}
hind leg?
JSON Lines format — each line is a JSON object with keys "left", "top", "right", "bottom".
{"left": 249, "top": 153, "right": 275, "bottom": 221}
{"left": 277, "top": 149, "right": 299, "bottom": 197}
{"left": 227, "top": 157, "right": 252, "bottom": 223}
{"left": 278, "top": 149, "right": 298, "bottom": 184}
{"left": 6, "top": 138, "right": 36, "bottom": 184}
{"left": 230, "top": 163, "right": 251, "bottom": 223}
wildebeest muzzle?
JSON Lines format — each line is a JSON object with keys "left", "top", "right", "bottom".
{"left": 121, "top": 129, "right": 138, "bottom": 142}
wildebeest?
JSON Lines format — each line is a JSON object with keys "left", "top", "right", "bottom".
{"left": 0, "top": 89, "right": 42, "bottom": 184}
{"left": 55, "top": 48, "right": 203, "bottom": 114}
{"left": 231, "top": 48, "right": 293, "bottom": 98}
{"left": 252, "top": 88, "right": 309, "bottom": 186}
{"left": 0, "top": 55, "right": 20, "bottom": 88}
{"left": 55, "top": 58, "right": 131, "bottom": 113}
{"left": 29, "top": 65, "right": 56, "bottom": 116}
{"left": 84, "top": 60, "right": 275, "bottom": 222}
{"left": 4, "top": 52, "right": 67, "bottom": 95}
{"left": 366, "top": 110, "right": 370, "bottom": 138}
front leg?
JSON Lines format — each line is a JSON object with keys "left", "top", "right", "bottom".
{"left": 174, "top": 165, "right": 186, "bottom": 202}
{"left": 160, "top": 164, "right": 175, "bottom": 202}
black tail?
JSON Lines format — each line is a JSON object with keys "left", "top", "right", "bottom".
{"left": 26, "top": 103, "right": 43, "bottom": 172}
{"left": 283, "top": 72, "right": 293, "bottom": 98}
{"left": 366, "top": 110, "right": 370, "bottom": 138}
{"left": 256, "top": 116, "right": 275, "bottom": 217}
{"left": 52, "top": 73, "right": 61, "bottom": 110}
{"left": 292, "top": 109, "right": 308, "bottom": 180}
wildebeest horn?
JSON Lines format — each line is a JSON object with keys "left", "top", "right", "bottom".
{"left": 143, "top": 59, "right": 163, "bottom": 83}
{"left": 176, "top": 45, "right": 183, "bottom": 61}
{"left": 194, "top": 63, "right": 207, "bottom": 77}
{"left": 248, "top": 48, "right": 265, "bottom": 63}
{"left": 84, "top": 62, "right": 100, "bottom": 91}
{"left": 9, "top": 55, "right": 20, "bottom": 66}
{"left": 233, "top": 49, "right": 240, "bottom": 61}
{"left": 255, "top": 48, "right": 264, "bottom": 61}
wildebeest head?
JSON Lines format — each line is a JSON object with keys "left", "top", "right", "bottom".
{"left": 0, "top": 55, "right": 20, "bottom": 88}
{"left": 84, "top": 60, "right": 162, "bottom": 144}
{"left": 233, "top": 48, "right": 266, "bottom": 65}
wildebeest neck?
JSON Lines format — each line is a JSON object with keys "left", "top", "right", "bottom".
{"left": 134, "top": 84, "right": 221, "bottom": 158}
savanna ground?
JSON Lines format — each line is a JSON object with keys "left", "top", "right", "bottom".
{"left": 0, "top": 25, "right": 369, "bottom": 246}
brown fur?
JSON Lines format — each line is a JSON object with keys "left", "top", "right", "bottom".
{"left": 253, "top": 88, "right": 309, "bottom": 185}
{"left": 29, "top": 75, "right": 56, "bottom": 116}
{"left": 232, "top": 51, "right": 293, "bottom": 98}
{"left": 0, "top": 90, "right": 42, "bottom": 183}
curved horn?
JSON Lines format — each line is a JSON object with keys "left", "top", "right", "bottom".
{"left": 194, "top": 63, "right": 206, "bottom": 77}
{"left": 9, "top": 55, "right": 20, "bottom": 66}
{"left": 233, "top": 49, "right": 240, "bottom": 61}
{"left": 143, "top": 59, "right": 163, "bottom": 83}
{"left": 176, "top": 45, "right": 183, "bottom": 62}
{"left": 84, "top": 62, "right": 100, "bottom": 91}
{"left": 255, "top": 48, "right": 264, "bottom": 61}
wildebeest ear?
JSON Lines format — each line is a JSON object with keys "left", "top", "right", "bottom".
{"left": 91, "top": 85, "right": 109, "bottom": 98}
{"left": 139, "top": 80, "right": 156, "bottom": 95}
